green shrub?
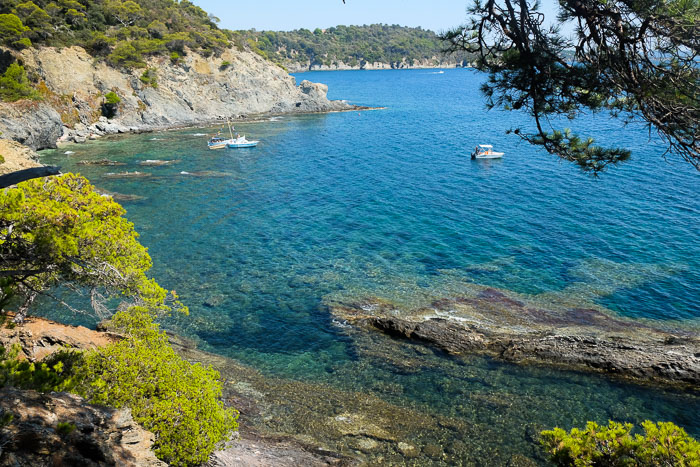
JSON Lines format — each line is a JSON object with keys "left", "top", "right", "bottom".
{"left": 108, "top": 40, "right": 145, "bottom": 68}
{"left": 139, "top": 67, "right": 157, "bottom": 88}
{"left": 0, "top": 154, "right": 5, "bottom": 164}
{"left": 0, "top": 14, "right": 29, "bottom": 49}
{"left": 0, "top": 344, "right": 80, "bottom": 392}
{"left": 169, "top": 51, "right": 180, "bottom": 63}
{"left": 540, "top": 420, "right": 700, "bottom": 466}
{"left": 104, "top": 91, "right": 121, "bottom": 104}
{"left": 0, "top": 63, "right": 40, "bottom": 102}
{"left": 76, "top": 307, "right": 238, "bottom": 467}
{"left": 219, "top": 60, "right": 231, "bottom": 70}
{"left": 56, "top": 421, "right": 77, "bottom": 436}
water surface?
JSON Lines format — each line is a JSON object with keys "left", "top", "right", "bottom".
{"left": 40, "top": 69, "right": 700, "bottom": 463}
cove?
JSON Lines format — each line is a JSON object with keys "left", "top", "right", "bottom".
{"left": 38, "top": 69, "right": 700, "bottom": 464}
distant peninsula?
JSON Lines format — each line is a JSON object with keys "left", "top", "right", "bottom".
{"left": 238, "top": 24, "right": 474, "bottom": 72}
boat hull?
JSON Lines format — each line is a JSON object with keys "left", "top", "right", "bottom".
{"left": 474, "top": 152, "right": 504, "bottom": 159}
{"left": 227, "top": 141, "right": 259, "bottom": 148}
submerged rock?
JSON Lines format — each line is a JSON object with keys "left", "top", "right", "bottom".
{"left": 77, "top": 159, "right": 126, "bottom": 166}
{"left": 326, "top": 288, "right": 700, "bottom": 387}
{"left": 103, "top": 171, "right": 151, "bottom": 179}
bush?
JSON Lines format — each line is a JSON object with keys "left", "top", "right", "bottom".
{"left": 76, "top": 307, "right": 238, "bottom": 467}
{"left": 540, "top": 420, "right": 700, "bottom": 466}
{"left": 169, "top": 51, "right": 180, "bottom": 63}
{"left": 0, "top": 154, "right": 5, "bottom": 164}
{"left": 219, "top": 60, "right": 231, "bottom": 70}
{"left": 0, "top": 63, "right": 40, "bottom": 102}
{"left": 0, "top": 344, "right": 80, "bottom": 392}
{"left": 104, "top": 91, "right": 121, "bottom": 104}
{"left": 0, "top": 14, "right": 29, "bottom": 49}
{"left": 108, "top": 40, "right": 145, "bottom": 68}
{"left": 139, "top": 67, "right": 157, "bottom": 88}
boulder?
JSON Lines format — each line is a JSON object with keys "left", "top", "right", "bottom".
{"left": 0, "top": 387, "right": 166, "bottom": 467}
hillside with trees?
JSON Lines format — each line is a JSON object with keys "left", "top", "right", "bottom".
{"left": 240, "top": 24, "right": 473, "bottom": 71}
{"left": 0, "top": 0, "right": 232, "bottom": 65}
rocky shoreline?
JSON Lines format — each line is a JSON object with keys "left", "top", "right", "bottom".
{"left": 0, "top": 45, "right": 359, "bottom": 150}
{"left": 326, "top": 287, "right": 700, "bottom": 388}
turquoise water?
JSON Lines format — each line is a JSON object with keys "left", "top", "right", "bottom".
{"left": 40, "top": 69, "right": 699, "bottom": 459}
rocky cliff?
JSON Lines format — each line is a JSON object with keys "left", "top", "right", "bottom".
{"left": 0, "top": 387, "right": 167, "bottom": 467}
{"left": 0, "top": 46, "right": 353, "bottom": 150}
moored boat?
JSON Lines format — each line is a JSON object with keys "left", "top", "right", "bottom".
{"left": 471, "top": 144, "right": 504, "bottom": 159}
{"left": 208, "top": 135, "right": 232, "bottom": 149}
{"left": 227, "top": 135, "right": 259, "bottom": 148}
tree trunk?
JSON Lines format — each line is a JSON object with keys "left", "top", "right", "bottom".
{"left": 0, "top": 166, "right": 61, "bottom": 188}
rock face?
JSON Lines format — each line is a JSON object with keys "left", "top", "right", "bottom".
{"left": 327, "top": 288, "right": 700, "bottom": 387}
{"left": 0, "top": 313, "right": 119, "bottom": 362}
{"left": 0, "top": 387, "right": 166, "bottom": 467}
{"left": 0, "top": 139, "right": 41, "bottom": 175}
{"left": 0, "top": 102, "right": 63, "bottom": 150}
{"left": 0, "top": 46, "right": 353, "bottom": 149}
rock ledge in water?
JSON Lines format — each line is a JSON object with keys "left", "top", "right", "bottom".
{"left": 327, "top": 288, "right": 700, "bottom": 387}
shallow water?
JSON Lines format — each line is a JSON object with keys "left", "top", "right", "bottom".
{"left": 39, "top": 69, "right": 699, "bottom": 462}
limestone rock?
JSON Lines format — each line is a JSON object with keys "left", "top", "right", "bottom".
{"left": 0, "top": 102, "right": 63, "bottom": 150}
{"left": 0, "top": 139, "right": 41, "bottom": 175}
{"left": 0, "top": 387, "right": 166, "bottom": 467}
{"left": 0, "top": 46, "right": 356, "bottom": 150}
{"left": 0, "top": 313, "right": 119, "bottom": 362}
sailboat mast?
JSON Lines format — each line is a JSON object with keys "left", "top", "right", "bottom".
{"left": 227, "top": 118, "right": 234, "bottom": 140}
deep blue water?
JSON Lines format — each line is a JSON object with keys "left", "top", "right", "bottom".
{"left": 39, "top": 69, "right": 700, "bottom": 456}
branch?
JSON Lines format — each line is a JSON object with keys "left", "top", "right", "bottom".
{"left": 0, "top": 166, "right": 61, "bottom": 189}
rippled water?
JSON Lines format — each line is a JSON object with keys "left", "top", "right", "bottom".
{"left": 39, "top": 69, "right": 699, "bottom": 462}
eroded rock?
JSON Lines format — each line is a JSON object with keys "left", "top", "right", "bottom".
{"left": 0, "top": 387, "right": 166, "bottom": 466}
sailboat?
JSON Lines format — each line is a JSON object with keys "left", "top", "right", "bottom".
{"left": 207, "top": 119, "right": 259, "bottom": 149}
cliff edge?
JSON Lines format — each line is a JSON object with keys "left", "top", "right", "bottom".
{"left": 0, "top": 46, "right": 353, "bottom": 150}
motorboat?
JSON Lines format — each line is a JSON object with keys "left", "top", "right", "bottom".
{"left": 208, "top": 135, "right": 232, "bottom": 149}
{"left": 227, "top": 135, "right": 258, "bottom": 148}
{"left": 471, "top": 144, "right": 504, "bottom": 159}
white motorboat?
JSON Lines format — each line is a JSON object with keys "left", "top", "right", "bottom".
{"left": 471, "top": 144, "right": 504, "bottom": 159}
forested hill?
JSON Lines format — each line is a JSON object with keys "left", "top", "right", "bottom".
{"left": 0, "top": 0, "right": 233, "bottom": 67}
{"left": 240, "top": 24, "right": 473, "bottom": 71}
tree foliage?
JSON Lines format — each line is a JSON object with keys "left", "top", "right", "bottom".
{"left": 0, "top": 62, "right": 39, "bottom": 101}
{"left": 0, "top": 343, "right": 80, "bottom": 392}
{"left": 240, "top": 24, "right": 472, "bottom": 69}
{"left": 0, "top": 308, "right": 238, "bottom": 467}
{"left": 0, "top": 0, "right": 231, "bottom": 65}
{"left": 0, "top": 173, "right": 183, "bottom": 321}
{"left": 76, "top": 307, "right": 238, "bottom": 467}
{"left": 442, "top": 0, "right": 700, "bottom": 172}
{"left": 540, "top": 420, "right": 700, "bottom": 466}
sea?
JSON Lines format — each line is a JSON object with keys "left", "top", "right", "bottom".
{"left": 39, "top": 68, "right": 699, "bottom": 464}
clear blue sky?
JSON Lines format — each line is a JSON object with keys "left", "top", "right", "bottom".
{"left": 192, "top": 0, "right": 473, "bottom": 33}
{"left": 192, "top": 0, "right": 565, "bottom": 34}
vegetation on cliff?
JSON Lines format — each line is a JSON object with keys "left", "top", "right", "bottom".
{"left": 0, "top": 174, "right": 237, "bottom": 466}
{"left": 540, "top": 420, "right": 700, "bottom": 465}
{"left": 0, "top": 0, "right": 230, "bottom": 64}
{"left": 240, "top": 24, "right": 470, "bottom": 69}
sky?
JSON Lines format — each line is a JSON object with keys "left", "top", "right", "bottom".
{"left": 191, "top": 0, "right": 474, "bottom": 33}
